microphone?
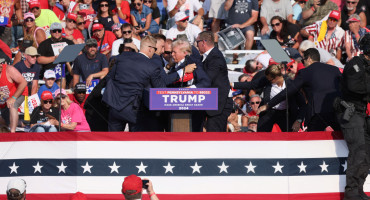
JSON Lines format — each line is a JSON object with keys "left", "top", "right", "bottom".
{"left": 181, "top": 55, "right": 190, "bottom": 88}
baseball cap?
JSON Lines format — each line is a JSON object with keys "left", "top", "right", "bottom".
{"left": 50, "top": 22, "right": 63, "bottom": 31}
{"left": 28, "top": 0, "right": 40, "bottom": 9}
{"left": 24, "top": 12, "right": 35, "bottom": 20}
{"left": 346, "top": 14, "right": 361, "bottom": 23}
{"left": 74, "top": 82, "right": 86, "bottom": 93}
{"left": 25, "top": 46, "right": 40, "bottom": 56}
{"left": 41, "top": 91, "right": 53, "bottom": 100}
{"left": 174, "top": 12, "right": 189, "bottom": 22}
{"left": 67, "top": 13, "right": 78, "bottom": 21}
{"left": 71, "top": 192, "right": 87, "bottom": 200}
{"left": 44, "top": 70, "right": 56, "bottom": 79}
{"left": 92, "top": 23, "right": 104, "bottom": 32}
{"left": 248, "top": 116, "right": 259, "bottom": 125}
{"left": 122, "top": 175, "right": 142, "bottom": 195}
{"left": 86, "top": 38, "right": 98, "bottom": 46}
{"left": 7, "top": 179, "right": 27, "bottom": 195}
{"left": 328, "top": 10, "right": 340, "bottom": 20}
{"left": 112, "top": 23, "right": 122, "bottom": 31}
{"left": 54, "top": 89, "right": 67, "bottom": 97}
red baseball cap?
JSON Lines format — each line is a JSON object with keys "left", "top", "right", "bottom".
{"left": 329, "top": 10, "right": 340, "bottom": 20}
{"left": 122, "top": 175, "right": 142, "bottom": 195}
{"left": 92, "top": 23, "right": 104, "bottom": 32}
{"left": 41, "top": 91, "right": 53, "bottom": 100}
{"left": 28, "top": 0, "right": 40, "bottom": 9}
{"left": 67, "top": 13, "right": 78, "bottom": 21}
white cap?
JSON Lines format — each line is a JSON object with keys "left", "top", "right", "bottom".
{"left": 7, "top": 179, "right": 27, "bottom": 194}
{"left": 174, "top": 12, "right": 189, "bottom": 22}
{"left": 44, "top": 69, "right": 56, "bottom": 79}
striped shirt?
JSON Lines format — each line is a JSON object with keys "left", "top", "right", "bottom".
{"left": 343, "top": 28, "right": 369, "bottom": 58}
{"left": 304, "top": 21, "right": 345, "bottom": 56}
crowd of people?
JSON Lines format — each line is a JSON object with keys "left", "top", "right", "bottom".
{"left": 0, "top": 0, "right": 368, "bottom": 133}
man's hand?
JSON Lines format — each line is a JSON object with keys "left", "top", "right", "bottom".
{"left": 86, "top": 74, "right": 94, "bottom": 86}
{"left": 292, "top": 120, "right": 301, "bottom": 132}
{"left": 313, "top": 0, "right": 320, "bottom": 9}
{"left": 116, "top": 0, "right": 122, "bottom": 5}
{"left": 6, "top": 97, "right": 15, "bottom": 109}
{"left": 49, "top": 119, "right": 59, "bottom": 126}
{"left": 261, "top": 25, "right": 269, "bottom": 35}
{"left": 176, "top": 0, "right": 185, "bottom": 8}
{"left": 124, "top": 42, "right": 138, "bottom": 52}
{"left": 231, "top": 24, "right": 243, "bottom": 29}
{"left": 65, "top": 34, "right": 74, "bottom": 41}
{"left": 257, "top": 105, "right": 268, "bottom": 114}
{"left": 184, "top": 63, "right": 197, "bottom": 73}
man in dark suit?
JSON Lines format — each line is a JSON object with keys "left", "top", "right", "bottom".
{"left": 196, "top": 31, "right": 233, "bottom": 132}
{"left": 102, "top": 36, "right": 166, "bottom": 132}
{"left": 258, "top": 48, "right": 341, "bottom": 131}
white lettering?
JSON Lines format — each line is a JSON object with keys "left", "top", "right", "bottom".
{"left": 199, "top": 95, "right": 205, "bottom": 102}
{"left": 162, "top": 95, "right": 169, "bottom": 103}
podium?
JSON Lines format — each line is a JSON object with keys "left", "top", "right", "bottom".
{"left": 149, "top": 88, "right": 218, "bottom": 132}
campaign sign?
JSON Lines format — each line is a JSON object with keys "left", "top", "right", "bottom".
{"left": 85, "top": 79, "right": 99, "bottom": 94}
{"left": 150, "top": 88, "right": 218, "bottom": 110}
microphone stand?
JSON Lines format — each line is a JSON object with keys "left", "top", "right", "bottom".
{"left": 281, "top": 61, "right": 289, "bottom": 132}
{"left": 180, "top": 55, "right": 189, "bottom": 88}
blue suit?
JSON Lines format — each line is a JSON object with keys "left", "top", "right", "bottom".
{"left": 102, "top": 52, "right": 166, "bottom": 131}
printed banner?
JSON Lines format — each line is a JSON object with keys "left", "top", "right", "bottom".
{"left": 149, "top": 88, "right": 218, "bottom": 110}
{"left": 18, "top": 93, "right": 41, "bottom": 114}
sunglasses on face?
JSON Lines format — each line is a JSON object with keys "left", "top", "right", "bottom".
{"left": 31, "top": 7, "right": 39, "bottom": 10}
{"left": 328, "top": 18, "right": 338, "bottom": 22}
{"left": 67, "top": 19, "right": 76, "bottom": 23}
{"left": 144, "top": 0, "right": 152, "bottom": 3}
{"left": 77, "top": 21, "right": 86, "bottom": 25}
{"left": 164, "top": 51, "right": 172, "bottom": 54}
{"left": 100, "top": 3, "right": 109, "bottom": 7}
{"left": 271, "top": 22, "right": 281, "bottom": 27}
{"left": 51, "top": 29, "right": 62, "bottom": 33}
{"left": 122, "top": 30, "right": 132, "bottom": 34}
{"left": 347, "top": 1, "right": 357, "bottom": 4}
{"left": 57, "top": 96, "right": 66, "bottom": 100}
{"left": 87, "top": 44, "right": 98, "bottom": 48}
{"left": 134, "top": 3, "right": 141, "bottom": 6}
{"left": 298, "top": 1, "right": 306, "bottom": 3}
{"left": 43, "top": 100, "right": 53, "bottom": 104}
{"left": 29, "top": 55, "right": 38, "bottom": 58}
{"left": 25, "top": 18, "right": 34, "bottom": 22}
{"left": 250, "top": 101, "right": 260, "bottom": 105}
{"left": 148, "top": 45, "right": 157, "bottom": 51}
{"left": 180, "top": 19, "right": 188, "bottom": 23}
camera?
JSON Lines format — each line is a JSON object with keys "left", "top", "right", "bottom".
{"left": 124, "top": 38, "right": 133, "bottom": 43}
{"left": 79, "top": 4, "right": 89, "bottom": 10}
{"left": 142, "top": 180, "right": 149, "bottom": 189}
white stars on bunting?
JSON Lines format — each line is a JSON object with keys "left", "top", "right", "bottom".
{"left": 163, "top": 162, "right": 175, "bottom": 174}
{"left": 57, "top": 162, "right": 67, "bottom": 174}
{"left": 341, "top": 160, "right": 347, "bottom": 172}
{"left": 9, "top": 162, "right": 19, "bottom": 174}
{"left": 218, "top": 162, "right": 229, "bottom": 174}
{"left": 190, "top": 162, "right": 202, "bottom": 174}
{"left": 272, "top": 162, "right": 284, "bottom": 173}
{"left": 320, "top": 161, "right": 329, "bottom": 173}
{"left": 136, "top": 162, "right": 148, "bottom": 174}
{"left": 109, "top": 162, "right": 121, "bottom": 174}
{"left": 33, "top": 162, "right": 43, "bottom": 174}
{"left": 298, "top": 161, "right": 307, "bottom": 173}
{"left": 81, "top": 162, "right": 93, "bottom": 174}
{"left": 245, "top": 161, "right": 257, "bottom": 174}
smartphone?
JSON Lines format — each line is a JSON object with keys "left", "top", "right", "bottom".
{"left": 124, "top": 38, "right": 133, "bottom": 43}
{"left": 142, "top": 180, "right": 149, "bottom": 189}
{"left": 79, "top": 4, "right": 90, "bottom": 10}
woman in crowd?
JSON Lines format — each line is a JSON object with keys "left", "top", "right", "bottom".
{"left": 94, "top": 0, "right": 119, "bottom": 31}
{"left": 269, "top": 16, "right": 302, "bottom": 49}
{"left": 143, "top": 0, "right": 161, "bottom": 25}
{"left": 76, "top": 15, "right": 88, "bottom": 40}
{"left": 74, "top": 0, "right": 96, "bottom": 31}
{"left": 54, "top": 89, "right": 91, "bottom": 132}
{"left": 112, "top": 23, "right": 123, "bottom": 39}
{"left": 23, "top": 12, "right": 46, "bottom": 48}
{"left": 131, "top": 0, "right": 159, "bottom": 35}
{"left": 29, "top": 91, "right": 59, "bottom": 132}
{"left": 62, "top": 13, "right": 85, "bottom": 44}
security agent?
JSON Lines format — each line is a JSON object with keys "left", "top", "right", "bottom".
{"left": 336, "top": 33, "right": 370, "bottom": 200}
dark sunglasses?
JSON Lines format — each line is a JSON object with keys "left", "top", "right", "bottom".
{"left": 271, "top": 22, "right": 281, "bottom": 27}
{"left": 87, "top": 44, "right": 98, "bottom": 48}
{"left": 134, "top": 3, "right": 141, "bottom": 6}
{"left": 77, "top": 21, "right": 86, "bottom": 25}
{"left": 76, "top": 91, "right": 86, "bottom": 94}
{"left": 298, "top": 1, "right": 306, "bottom": 3}
{"left": 25, "top": 18, "right": 34, "bottom": 22}
{"left": 148, "top": 45, "right": 157, "bottom": 51}
{"left": 122, "top": 30, "right": 132, "bottom": 34}
{"left": 180, "top": 19, "right": 188, "bottom": 23}
{"left": 67, "top": 19, "right": 76, "bottom": 23}
{"left": 100, "top": 3, "right": 109, "bottom": 7}
{"left": 43, "top": 100, "right": 53, "bottom": 104}
{"left": 164, "top": 51, "right": 172, "bottom": 54}
{"left": 347, "top": 1, "right": 357, "bottom": 4}
{"left": 250, "top": 101, "right": 260, "bottom": 105}
{"left": 328, "top": 18, "right": 338, "bottom": 22}
{"left": 31, "top": 7, "right": 39, "bottom": 10}
{"left": 29, "top": 55, "right": 38, "bottom": 58}
{"left": 57, "top": 96, "right": 66, "bottom": 100}
{"left": 51, "top": 29, "right": 62, "bottom": 33}
{"left": 144, "top": 0, "right": 152, "bottom": 3}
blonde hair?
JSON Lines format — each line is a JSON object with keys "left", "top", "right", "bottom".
{"left": 140, "top": 35, "right": 157, "bottom": 50}
{"left": 53, "top": 94, "right": 72, "bottom": 107}
{"left": 265, "top": 64, "right": 283, "bottom": 80}
{"left": 172, "top": 39, "right": 192, "bottom": 54}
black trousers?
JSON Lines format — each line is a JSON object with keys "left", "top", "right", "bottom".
{"left": 337, "top": 111, "right": 370, "bottom": 198}
{"left": 206, "top": 98, "right": 233, "bottom": 132}
{"left": 307, "top": 112, "right": 340, "bottom": 131}
{"left": 108, "top": 108, "right": 138, "bottom": 132}
{"left": 257, "top": 109, "right": 291, "bottom": 132}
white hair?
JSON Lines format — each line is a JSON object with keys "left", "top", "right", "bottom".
{"left": 299, "top": 40, "right": 316, "bottom": 52}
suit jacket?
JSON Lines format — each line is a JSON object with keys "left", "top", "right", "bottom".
{"left": 102, "top": 52, "right": 166, "bottom": 123}
{"left": 268, "top": 62, "right": 342, "bottom": 123}
{"left": 151, "top": 54, "right": 179, "bottom": 86}
{"left": 203, "top": 47, "right": 230, "bottom": 116}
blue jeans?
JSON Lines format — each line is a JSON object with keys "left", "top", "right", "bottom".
{"left": 11, "top": 25, "right": 23, "bottom": 48}
{"left": 29, "top": 125, "right": 58, "bottom": 132}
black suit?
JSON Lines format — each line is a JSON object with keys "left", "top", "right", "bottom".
{"left": 202, "top": 47, "right": 233, "bottom": 132}
{"left": 268, "top": 62, "right": 342, "bottom": 131}
{"left": 102, "top": 52, "right": 166, "bottom": 131}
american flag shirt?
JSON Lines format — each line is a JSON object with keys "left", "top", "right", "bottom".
{"left": 343, "top": 28, "right": 369, "bottom": 58}
{"left": 304, "top": 21, "right": 345, "bottom": 56}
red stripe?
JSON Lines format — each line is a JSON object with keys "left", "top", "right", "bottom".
{"left": 0, "top": 193, "right": 349, "bottom": 200}
{"left": 0, "top": 131, "right": 344, "bottom": 142}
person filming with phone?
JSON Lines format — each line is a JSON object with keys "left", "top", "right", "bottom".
{"left": 121, "top": 174, "right": 159, "bottom": 200}
{"left": 301, "top": 0, "right": 338, "bottom": 27}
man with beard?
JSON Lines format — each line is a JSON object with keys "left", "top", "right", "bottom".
{"left": 68, "top": 82, "right": 88, "bottom": 114}
{"left": 72, "top": 38, "right": 109, "bottom": 87}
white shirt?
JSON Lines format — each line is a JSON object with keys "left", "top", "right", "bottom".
{"left": 111, "top": 38, "right": 141, "bottom": 56}
{"left": 270, "top": 81, "right": 287, "bottom": 110}
{"left": 202, "top": 47, "right": 213, "bottom": 62}
{"left": 175, "top": 57, "right": 196, "bottom": 87}
{"left": 165, "top": 23, "right": 201, "bottom": 45}
{"left": 167, "top": 0, "right": 203, "bottom": 21}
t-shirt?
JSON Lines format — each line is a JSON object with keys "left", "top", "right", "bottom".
{"left": 37, "top": 83, "right": 59, "bottom": 99}
{"left": 30, "top": 106, "right": 60, "bottom": 125}
{"left": 92, "top": 30, "right": 116, "bottom": 53}
{"left": 269, "top": 22, "right": 299, "bottom": 47}
{"left": 35, "top": 9, "right": 61, "bottom": 38}
{"left": 167, "top": 0, "right": 202, "bottom": 21}
{"left": 166, "top": 23, "right": 201, "bottom": 45}
{"left": 62, "top": 28, "right": 84, "bottom": 41}
{"left": 73, "top": 53, "right": 108, "bottom": 82}
{"left": 317, "top": 48, "right": 344, "bottom": 68}
{"left": 111, "top": 37, "right": 141, "bottom": 56}
{"left": 293, "top": 3, "right": 302, "bottom": 21}
{"left": 14, "top": 60, "right": 41, "bottom": 95}
{"left": 131, "top": 5, "right": 158, "bottom": 30}
{"left": 119, "top": 0, "right": 131, "bottom": 24}
{"left": 152, "top": 6, "right": 161, "bottom": 20}
{"left": 226, "top": 0, "right": 259, "bottom": 25}
{"left": 260, "top": 0, "right": 293, "bottom": 25}
{"left": 61, "top": 102, "right": 90, "bottom": 131}
{"left": 37, "top": 38, "right": 74, "bottom": 71}
{"left": 0, "top": 0, "right": 14, "bottom": 27}
{"left": 302, "top": 0, "right": 338, "bottom": 26}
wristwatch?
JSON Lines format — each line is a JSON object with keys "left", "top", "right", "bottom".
{"left": 117, "top": 7, "right": 121, "bottom": 10}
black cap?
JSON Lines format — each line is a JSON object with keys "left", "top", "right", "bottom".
{"left": 74, "top": 82, "right": 86, "bottom": 93}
